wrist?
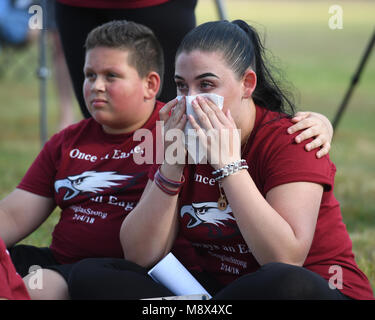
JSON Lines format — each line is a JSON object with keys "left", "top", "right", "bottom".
{"left": 160, "top": 162, "right": 185, "bottom": 182}
{"left": 212, "top": 159, "right": 248, "bottom": 182}
{"left": 154, "top": 164, "right": 185, "bottom": 196}
{"left": 211, "top": 157, "right": 241, "bottom": 172}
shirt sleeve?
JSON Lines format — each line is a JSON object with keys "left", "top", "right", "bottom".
{"left": 258, "top": 124, "right": 336, "bottom": 196}
{"left": 17, "top": 132, "right": 63, "bottom": 198}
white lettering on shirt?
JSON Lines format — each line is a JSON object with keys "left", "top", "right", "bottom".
{"left": 108, "top": 195, "right": 135, "bottom": 211}
{"left": 90, "top": 195, "right": 135, "bottom": 212}
{"left": 68, "top": 146, "right": 143, "bottom": 163}
{"left": 237, "top": 243, "right": 251, "bottom": 254}
{"left": 112, "top": 147, "right": 144, "bottom": 160}
{"left": 194, "top": 173, "right": 216, "bottom": 186}
{"left": 69, "top": 149, "right": 97, "bottom": 163}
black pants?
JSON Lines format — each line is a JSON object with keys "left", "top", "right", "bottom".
{"left": 68, "top": 258, "right": 350, "bottom": 300}
{"left": 55, "top": 0, "right": 197, "bottom": 118}
{"left": 9, "top": 245, "right": 75, "bottom": 282}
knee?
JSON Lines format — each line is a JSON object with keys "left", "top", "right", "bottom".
{"left": 24, "top": 268, "right": 69, "bottom": 300}
{"left": 67, "top": 258, "right": 100, "bottom": 299}
{"left": 260, "top": 262, "right": 331, "bottom": 299}
{"left": 67, "top": 258, "right": 144, "bottom": 299}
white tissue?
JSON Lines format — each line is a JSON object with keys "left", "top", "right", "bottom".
{"left": 176, "top": 93, "right": 224, "bottom": 164}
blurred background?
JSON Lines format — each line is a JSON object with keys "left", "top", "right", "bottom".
{"left": 0, "top": 0, "right": 374, "bottom": 290}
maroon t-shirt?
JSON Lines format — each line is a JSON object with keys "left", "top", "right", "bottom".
{"left": 0, "top": 238, "right": 30, "bottom": 300}
{"left": 18, "top": 102, "right": 163, "bottom": 264}
{"left": 56, "top": 0, "right": 170, "bottom": 9}
{"left": 150, "top": 105, "right": 374, "bottom": 300}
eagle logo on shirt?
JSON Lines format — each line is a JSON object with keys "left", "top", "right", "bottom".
{"left": 181, "top": 202, "right": 235, "bottom": 228}
{"left": 54, "top": 171, "right": 132, "bottom": 200}
{"left": 180, "top": 202, "right": 239, "bottom": 238}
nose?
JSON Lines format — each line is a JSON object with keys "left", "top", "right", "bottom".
{"left": 91, "top": 76, "right": 105, "bottom": 92}
{"left": 187, "top": 88, "right": 200, "bottom": 96}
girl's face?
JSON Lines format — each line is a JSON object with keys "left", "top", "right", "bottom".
{"left": 174, "top": 50, "right": 251, "bottom": 125}
{"left": 83, "top": 47, "right": 152, "bottom": 134}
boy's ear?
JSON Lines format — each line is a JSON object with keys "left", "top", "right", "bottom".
{"left": 241, "top": 69, "right": 257, "bottom": 99}
{"left": 143, "top": 71, "right": 161, "bottom": 100}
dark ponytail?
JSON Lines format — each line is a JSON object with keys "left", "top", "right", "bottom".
{"left": 176, "top": 20, "right": 295, "bottom": 115}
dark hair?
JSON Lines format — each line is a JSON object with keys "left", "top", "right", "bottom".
{"left": 176, "top": 20, "right": 295, "bottom": 115}
{"left": 85, "top": 20, "right": 164, "bottom": 94}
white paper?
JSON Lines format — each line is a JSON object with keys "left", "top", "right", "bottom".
{"left": 177, "top": 94, "right": 224, "bottom": 164}
{"left": 148, "top": 252, "right": 212, "bottom": 299}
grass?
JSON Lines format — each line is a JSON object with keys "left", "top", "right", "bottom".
{"left": 1, "top": 0, "right": 374, "bottom": 293}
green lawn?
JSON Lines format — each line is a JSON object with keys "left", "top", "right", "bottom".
{"left": 1, "top": 0, "right": 374, "bottom": 293}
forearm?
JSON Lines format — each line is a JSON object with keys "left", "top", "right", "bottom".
{"left": 221, "top": 171, "right": 309, "bottom": 266}
{"left": 0, "top": 207, "right": 22, "bottom": 247}
{"left": 0, "top": 189, "right": 55, "bottom": 247}
{"left": 121, "top": 164, "right": 183, "bottom": 268}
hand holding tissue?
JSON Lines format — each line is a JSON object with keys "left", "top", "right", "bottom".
{"left": 176, "top": 94, "right": 224, "bottom": 164}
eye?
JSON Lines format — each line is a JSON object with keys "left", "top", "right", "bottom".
{"left": 175, "top": 81, "right": 188, "bottom": 93}
{"left": 74, "top": 177, "right": 84, "bottom": 185}
{"left": 200, "top": 80, "right": 214, "bottom": 90}
{"left": 196, "top": 208, "right": 206, "bottom": 215}
{"left": 84, "top": 71, "right": 96, "bottom": 81}
{"left": 106, "top": 72, "right": 117, "bottom": 80}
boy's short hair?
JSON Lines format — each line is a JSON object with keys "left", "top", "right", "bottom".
{"left": 85, "top": 20, "right": 164, "bottom": 93}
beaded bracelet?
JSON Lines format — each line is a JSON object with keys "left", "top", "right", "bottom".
{"left": 212, "top": 159, "right": 248, "bottom": 181}
{"left": 154, "top": 168, "right": 185, "bottom": 195}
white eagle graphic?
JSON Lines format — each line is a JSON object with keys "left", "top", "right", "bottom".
{"left": 180, "top": 202, "right": 235, "bottom": 228}
{"left": 54, "top": 171, "right": 132, "bottom": 200}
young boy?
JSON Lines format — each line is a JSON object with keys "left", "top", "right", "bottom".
{"left": 0, "top": 20, "right": 163, "bottom": 299}
{"left": 0, "top": 20, "right": 332, "bottom": 299}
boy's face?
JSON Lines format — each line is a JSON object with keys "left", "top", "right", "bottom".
{"left": 83, "top": 47, "right": 152, "bottom": 134}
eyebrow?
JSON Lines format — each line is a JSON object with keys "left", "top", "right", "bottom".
{"left": 174, "top": 72, "right": 220, "bottom": 80}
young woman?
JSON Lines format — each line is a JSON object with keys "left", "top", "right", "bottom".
{"left": 68, "top": 20, "right": 373, "bottom": 300}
